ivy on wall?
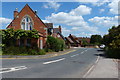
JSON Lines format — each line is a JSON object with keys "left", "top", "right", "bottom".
{"left": 1, "top": 28, "right": 40, "bottom": 46}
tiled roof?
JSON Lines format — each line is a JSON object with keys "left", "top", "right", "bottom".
{"left": 65, "top": 37, "right": 74, "bottom": 43}
{"left": 45, "top": 23, "right": 53, "bottom": 28}
{"left": 68, "top": 34, "right": 81, "bottom": 44}
{"left": 70, "top": 35, "right": 77, "bottom": 39}
{"left": 76, "top": 40, "right": 80, "bottom": 43}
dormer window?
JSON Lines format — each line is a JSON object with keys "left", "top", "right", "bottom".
{"left": 21, "top": 16, "right": 33, "bottom": 30}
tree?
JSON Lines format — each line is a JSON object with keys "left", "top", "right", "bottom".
{"left": 103, "top": 25, "right": 120, "bottom": 47}
{"left": 90, "top": 35, "right": 102, "bottom": 45}
{"left": 103, "top": 25, "right": 120, "bottom": 58}
{"left": 82, "top": 38, "right": 89, "bottom": 46}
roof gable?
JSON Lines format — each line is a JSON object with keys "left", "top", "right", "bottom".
{"left": 65, "top": 37, "right": 74, "bottom": 43}
{"left": 7, "top": 4, "right": 47, "bottom": 31}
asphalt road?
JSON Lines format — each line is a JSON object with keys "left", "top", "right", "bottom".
{"left": 2, "top": 48, "right": 101, "bottom": 78}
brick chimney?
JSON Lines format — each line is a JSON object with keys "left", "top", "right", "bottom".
{"left": 14, "top": 8, "right": 18, "bottom": 18}
{"left": 59, "top": 25, "right": 61, "bottom": 33}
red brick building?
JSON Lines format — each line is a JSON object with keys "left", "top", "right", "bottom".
{"left": 6, "top": 4, "right": 66, "bottom": 49}
{"left": 7, "top": 4, "right": 48, "bottom": 49}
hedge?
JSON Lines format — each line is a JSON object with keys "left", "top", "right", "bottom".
{"left": 46, "top": 36, "right": 65, "bottom": 52}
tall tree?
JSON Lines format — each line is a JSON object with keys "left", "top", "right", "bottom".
{"left": 90, "top": 35, "right": 102, "bottom": 45}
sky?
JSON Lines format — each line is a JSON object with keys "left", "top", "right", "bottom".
{"left": 1, "top": 0, "right": 119, "bottom": 37}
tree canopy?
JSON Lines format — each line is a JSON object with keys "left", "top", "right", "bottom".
{"left": 90, "top": 35, "right": 102, "bottom": 45}
{"left": 103, "top": 25, "right": 120, "bottom": 58}
{"left": 103, "top": 25, "right": 120, "bottom": 49}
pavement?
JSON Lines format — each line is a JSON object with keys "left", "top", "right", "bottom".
{"left": 85, "top": 55, "right": 118, "bottom": 78}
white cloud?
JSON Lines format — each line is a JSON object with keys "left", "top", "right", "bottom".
{"left": 0, "top": 17, "right": 12, "bottom": 24}
{"left": 44, "top": 5, "right": 100, "bottom": 37}
{"left": 85, "top": 0, "right": 119, "bottom": 14}
{"left": 99, "top": 9, "right": 105, "bottom": 13}
{"left": 42, "top": 19, "right": 50, "bottom": 23}
{"left": 91, "top": 0, "right": 109, "bottom": 6}
{"left": 69, "top": 5, "right": 92, "bottom": 16}
{"left": 89, "top": 16, "right": 118, "bottom": 27}
{"left": 108, "top": 0, "right": 119, "bottom": 14}
{"left": 43, "top": 1, "right": 61, "bottom": 11}
{"left": 0, "top": 17, "right": 12, "bottom": 29}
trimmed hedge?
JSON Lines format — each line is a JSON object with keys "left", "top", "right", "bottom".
{"left": 46, "top": 36, "right": 65, "bottom": 52}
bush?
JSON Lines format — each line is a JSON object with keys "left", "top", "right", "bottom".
{"left": 106, "top": 48, "right": 120, "bottom": 58}
{"left": 27, "top": 49, "right": 37, "bottom": 55}
{"left": 46, "top": 36, "right": 65, "bottom": 52}
{"left": 38, "top": 49, "right": 46, "bottom": 55}
{"left": 2, "top": 46, "right": 46, "bottom": 55}
{"left": 45, "top": 48, "right": 53, "bottom": 52}
{"left": 3, "top": 46, "right": 21, "bottom": 55}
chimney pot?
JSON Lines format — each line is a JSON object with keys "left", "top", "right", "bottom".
{"left": 34, "top": 10, "right": 37, "bottom": 15}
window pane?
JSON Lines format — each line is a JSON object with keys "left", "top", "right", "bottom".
{"left": 26, "top": 17, "right": 29, "bottom": 22}
{"left": 21, "top": 16, "right": 33, "bottom": 30}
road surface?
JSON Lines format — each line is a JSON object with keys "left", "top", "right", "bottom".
{"left": 2, "top": 48, "right": 101, "bottom": 78}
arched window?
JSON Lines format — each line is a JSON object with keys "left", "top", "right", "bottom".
{"left": 21, "top": 16, "right": 33, "bottom": 30}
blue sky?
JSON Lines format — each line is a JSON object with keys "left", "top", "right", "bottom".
{"left": 1, "top": 1, "right": 119, "bottom": 37}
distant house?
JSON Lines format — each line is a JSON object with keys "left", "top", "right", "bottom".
{"left": 65, "top": 37, "right": 74, "bottom": 48}
{"left": 78, "top": 37, "right": 90, "bottom": 45}
{"left": 68, "top": 34, "right": 81, "bottom": 47}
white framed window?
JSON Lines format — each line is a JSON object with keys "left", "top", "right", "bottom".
{"left": 21, "top": 16, "right": 33, "bottom": 30}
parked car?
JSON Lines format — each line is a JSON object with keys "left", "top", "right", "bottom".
{"left": 99, "top": 44, "right": 105, "bottom": 49}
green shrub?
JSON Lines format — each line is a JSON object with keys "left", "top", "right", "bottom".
{"left": 2, "top": 46, "right": 46, "bottom": 55}
{"left": 3, "top": 46, "right": 21, "bottom": 55}
{"left": 38, "top": 49, "right": 46, "bottom": 55}
{"left": 59, "top": 39, "right": 65, "bottom": 51}
{"left": 106, "top": 48, "right": 120, "bottom": 58}
{"left": 46, "top": 36, "right": 65, "bottom": 52}
{"left": 27, "top": 49, "right": 37, "bottom": 55}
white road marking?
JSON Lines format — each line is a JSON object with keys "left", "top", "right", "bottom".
{"left": 71, "top": 54, "right": 79, "bottom": 57}
{"left": 83, "top": 56, "right": 100, "bottom": 78}
{"left": 84, "top": 49, "right": 88, "bottom": 52}
{"left": 0, "top": 66, "right": 27, "bottom": 74}
{"left": 43, "top": 58, "right": 65, "bottom": 64}
{"left": 95, "top": 56, "right": 100, "bottom": 64}
{"left": 83, "top": 65, "right": 95, "bottom": 78}
{"left": 81, "top": 51, "right": 84, "bottom": 54}
{"left": 81, "top": 49, "right": 89, "bottom": 54}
